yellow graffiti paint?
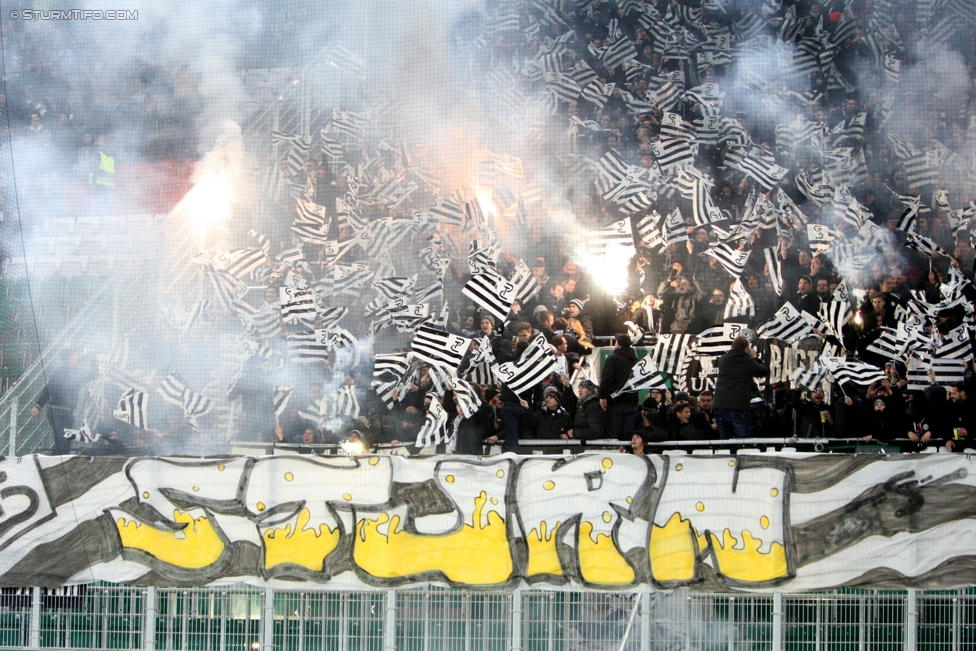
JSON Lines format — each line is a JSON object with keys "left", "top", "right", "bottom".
{"left": 760, "top": 516, "right": 770, "bottom": 529}
{"left": 284, "top": 472, "right": 294, "bottom": 482}
{"left": 526, "top": 521, "right": 562, "bottom": 576}
{"left": 369, "top": 457, "right": 379, "bottom": 465}
{"left": 354, "top": 492, "right": 512, "bottom": 584}
{"left": 116, "top": 511, "right": 224, "bottom": 569}
{"left": 602, "top": 458, "right": 612, "bottom": 469}
{"left": 770, "top": 488, "right": 779, "bottom": 497}
{"left": 543, "top": 480, "right": 555, "bottom": 490}
{"left": 649, "top": 513, "right": 696, "bottom": 582}
{"left": 709, "top": 529, "right": 788, "bottom": 582}
{"left": 263, "top": 508, "right": 340, "bottom": 571}
{"left": 578, "top": 522, "right": 634, "bottom": 585}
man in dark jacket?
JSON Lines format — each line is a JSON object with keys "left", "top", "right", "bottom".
{"left": 713, "top": 336, "right": 769, "bottom": 439}
{"left": 533, "top": 386, "right": 574, "bottom": 439}
{"left": 566, "top": 299, "right": 594, "bottom": 341}
{"left": 574, "top": 379, "right": 605, "bottom": 440}
{"left": 599, "top": 333, "right": 640, "bottom": 440}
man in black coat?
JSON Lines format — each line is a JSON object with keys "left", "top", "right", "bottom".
{"left": 713, "top": 336, "right": 769, "bottom": 439}
{"left": 574, "top": 379, "right": 606, "bottom": 441}
{"left": 598, "top": 333, "right": 640, "bottom": 440}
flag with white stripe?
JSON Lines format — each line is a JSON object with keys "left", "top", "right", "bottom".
{"left": 411, "top": 326, "right": 471, "bottom": 370}
{"left": 724, "top": 280, "right": 755, "bottom": 319}
{"left": 492, "top": 333, "right": 558, "bottom": 395}
{"left": 462, "top": 270, "right": 517, "bottom": 321}
{"left": 758, "top": 303, "right": 817, "bottom": 342}
{"left": 612, "top": 356, "right": 667, "bottom": 397}
{"left": 416, "top": 399, "right": 449, "bottom": 448}
{"left": 114, "top": 388, "right": 148, "bottom": 430}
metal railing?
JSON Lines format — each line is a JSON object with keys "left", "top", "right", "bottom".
{"left": 1, "top": 586, "right": 975, "bottom": 650}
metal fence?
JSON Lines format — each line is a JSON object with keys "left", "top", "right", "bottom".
{"left": 1, "top": 585, "right": 975, "bottom": 650}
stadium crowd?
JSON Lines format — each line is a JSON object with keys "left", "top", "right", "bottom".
{"left": 10, "top": 0, "right": 976, "bottom": 456}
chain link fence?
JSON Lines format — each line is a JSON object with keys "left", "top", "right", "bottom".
{"left": 1, "top": 585, "right": 975, "bottom": 650}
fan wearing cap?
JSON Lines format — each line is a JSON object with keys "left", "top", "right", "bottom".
{"left": 533, "top": 386, "right": 574, "bottom": 440}
{"left": 573, "top": 379, "right": 605, "bottom": 441}
{"left": 565, "top": 299, "right": 594, "bottom": 342}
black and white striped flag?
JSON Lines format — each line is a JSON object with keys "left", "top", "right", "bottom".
{"left": 334, "top": 386, "right": 360, "bottom": 420}
{"left": 907, "top": 357, "right": 966, "bottom": 390}
{"left": 651, "top": 334, "right": 694, "bottom": 376}
{"left": 509, "top": 260, "right": 541, "bottom": 303}
{"left": 375, "top": 275, "right": 418, "bottom": 301}
{"left": 724, "top": 279, "right": 755, "bottom": 319}
{"left": 287, "top": 332, "right": 331, "bottom": 363}
{"left": 758, "top": 303, "right": 817, "bottom": 342}
{"left": 273, "top": 386, "right": 293, "bottom": 420}
{"left": 280, "top": 288, "right": 318, "bottom": 325}
{"left": 937, "top": 326, "right": 973, "bottom": 361}
{"left": 462, "top": 270, "right": 517, "bottom": 321}
{"left": 724, "top": 147, "right": 788, "bottom": 190}
{"left": 416, "top": 399, "right": 449, "bottom": 448}
{"left": 450, "top": 378, "right": 482, "bottom": 419}
{"left": 763, "top": 247, "right": 784, "bottom": 296}
{"left": 411, "top": 326, "right": 471, "bottom": 370}
{"left": 707, "top": 243, "right": 750, "bottom": 278}
{"left": 818, "top": 299, "right": 852, "bottom": 342}
{"left": 694, "top": 324, "right": 743, "bottom": 359}
{"left": 612, "top": 356, "right": 667, "bottom": 397}
{"left": 114, "top": 388, "right": 148, "bottom": 430}
{"left": 821, "top": 357, "right": 886, "bottom": 386}
{"left": 792, "top": 363, "right": 830, "bottom": 391}
{"left": 63, "top": 421, "right": 100, "bottom": 443}
{"left": 492, "top": 333, "right": 558, "bottom": 395}
{"left": 905, "top": 232, "right": 949, "bottom": 259}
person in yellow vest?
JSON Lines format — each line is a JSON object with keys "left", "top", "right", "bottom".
{"left": 90, "top": 134, "right": 115, "bottom": 189}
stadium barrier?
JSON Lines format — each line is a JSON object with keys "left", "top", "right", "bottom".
{"left": 0, "top": 584, "right": 974, "bottom": 650}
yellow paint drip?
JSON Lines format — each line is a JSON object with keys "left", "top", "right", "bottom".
{"left": 649, "top": 513, "right": 697, "bottom": 582}
{"left": 263, "top": 508, "right": 340, "bottom": 571}
{"left": 709, "top": 529, "right": 788, "bottom": 582}
{"left": 578, "top": 521, "right": 634, "bottom": 585}
{"left": 354, "top": 492, "right": 512, "bottom": 584}
{"left": 526, "top": 521, "right": 563, "bottom": 576}
{"left": 116, "top": 510, "right": 224, "bottom": 569}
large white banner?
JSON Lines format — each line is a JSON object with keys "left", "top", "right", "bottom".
{"left": 0, "top": 453, "right": 972, "bottom": 591}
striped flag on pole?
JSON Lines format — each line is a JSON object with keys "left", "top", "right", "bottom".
{"left": 706, "top": 243, "right": 750, "bottom": 278}
{"left": 462, "top": 270, "right": 517, "bottom": 321}
{"left": 492, "top": 334, "right": 558, "bottom": 395}
{"left": 821, "top": 357, "right": 886, "bottom": 386}
{"left": 612, "top": 356, "right": 667, "bottom": 397}
{"left": 763, "top": 247, "right": 784, "bottom": 296}
{"left": 758, "top": 303, "right": 817, "bottom": 342}
{"left": 411, "top": 326, "right": 471, "bottom": 370}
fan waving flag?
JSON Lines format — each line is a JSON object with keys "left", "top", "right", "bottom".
{"left": 611, "top": 356, "right": 667, "bottom": 397}
{"left": 492, "top": 334, "right": 558, "bottom": 395}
